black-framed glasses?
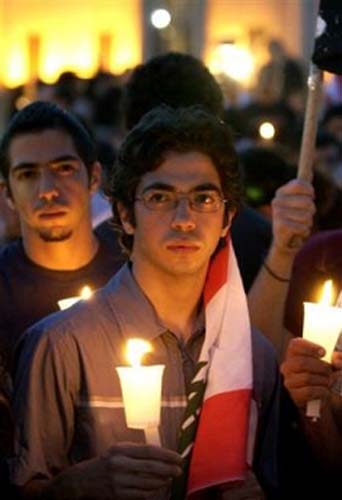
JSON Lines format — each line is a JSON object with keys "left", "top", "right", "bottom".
{"left": 135, "top": 189, "right": 227, "bottom": 213}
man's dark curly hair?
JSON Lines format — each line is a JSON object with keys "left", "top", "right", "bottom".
{"left": 123, "top": 52, "right": 224, "bottom": 130}
{"left": 0, "top": 100, "right": 96, "bottom": 185}
{"left": 110, "top": 105, "right": 242, "bottom": 253}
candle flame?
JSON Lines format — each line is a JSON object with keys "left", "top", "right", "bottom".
{"left": 126, "top": 339, "right": 152, "bottom": 367}
{"left": 80, "top": 286, "right": 92, "bottom": 300}
{"left": 319, "top": 280, "right": 333, "bottom": 306}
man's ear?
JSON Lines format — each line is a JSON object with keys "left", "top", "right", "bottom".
{"left": 221, "top": 209, "right": 236, "bottom": 238}
{"left": 1, "top": 181, "right": 16, "bottom": 211}
{"left": 117, "top": 202, "right": 135, "bottom": 235}
{"left": 89, "top": 162, "right": 102, "bottom": 194}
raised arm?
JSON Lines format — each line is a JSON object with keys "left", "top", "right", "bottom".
{"left": 248, "top": 179, "right": 315, "bottom": 357}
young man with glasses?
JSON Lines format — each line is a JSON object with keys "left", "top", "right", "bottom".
{"left": 11, "top": 106, "right": 303, "bottom": 499}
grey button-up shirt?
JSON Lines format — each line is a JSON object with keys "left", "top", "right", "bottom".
{"left": 10, "top": 264, "right": 281, "bottom": 495}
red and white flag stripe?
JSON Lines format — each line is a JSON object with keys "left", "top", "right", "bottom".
{"left": 187, "top": 236, "right": 254, "bottom": 495}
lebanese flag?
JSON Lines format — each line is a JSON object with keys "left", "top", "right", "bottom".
{"left": 187, "top": 236, "right": 255, "bottom": 495}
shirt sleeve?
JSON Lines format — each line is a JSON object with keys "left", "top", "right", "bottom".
{"left": 9, "top": 324, "right": 79, "bottom": 486}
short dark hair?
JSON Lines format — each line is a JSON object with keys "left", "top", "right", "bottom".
{"left": 110, "top": 105, "right": 241, "bottom": 253}
{"left": 123, "top": 52, "right": 224, "bottom": 130}
{"left": 0, "top": 100, "right": 97, "bottom": 183}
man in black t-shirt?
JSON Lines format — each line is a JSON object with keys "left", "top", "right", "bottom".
{"left": 0, "top": 101, "right": 124, "bottom": 399}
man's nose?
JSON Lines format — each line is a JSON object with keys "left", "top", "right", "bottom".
{"left": 38, "top": 170, "right": 59, "bottom": 201}
{"left": 170, "top": 198, "right": 196, "bottom": 232}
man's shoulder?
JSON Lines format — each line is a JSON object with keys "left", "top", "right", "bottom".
{"left": 251, "top": 328, "right": 279, "bottom": 404}
{"left": 297, "top": 229, "right": 342, "bottom": 263}
{"left": 292, "top": 230, "right": 342, "bottom": 287}
{"left": 251, "top": 327, "right": 278, "bottom": 368}
{"left": 0, "top": 239, "right": 23, "bottom": 268}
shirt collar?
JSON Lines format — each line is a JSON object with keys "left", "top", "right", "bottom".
{"left": 105, "top": 263, "right": 205, "bottom": 341}
{"left": 105, "top": 263, "right": 167, "bottom": 341}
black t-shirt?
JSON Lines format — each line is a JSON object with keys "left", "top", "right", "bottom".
{"left": 231, "top": 206, "right": 272, "bottom": 292}
{"left": 0, "top": 237, "right": 125, "bottom": 377}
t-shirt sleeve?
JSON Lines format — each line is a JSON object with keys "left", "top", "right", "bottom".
{"left": 9, "top": 325, "right": 79, "bottom": 486}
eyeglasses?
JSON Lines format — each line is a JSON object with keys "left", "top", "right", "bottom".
{"left": 135, "top": 189, "right": 227, "bottom": 213}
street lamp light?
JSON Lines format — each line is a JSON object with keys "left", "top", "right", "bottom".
{"left": 150, "top": 8, "right": 171, "bottom": 30}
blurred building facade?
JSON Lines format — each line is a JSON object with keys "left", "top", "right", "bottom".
{"left": 0, "top": 0, "right": 318, "bottom": 90}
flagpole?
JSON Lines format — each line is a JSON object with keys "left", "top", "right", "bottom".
{"left": 296, "top": 64, "right": 323, "bottom": 182}
{"left": 288, "top": 1, "right": 322, "bottom": 249}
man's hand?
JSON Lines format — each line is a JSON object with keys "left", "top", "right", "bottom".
{"left": 43, "top": 443, "right": 183, "bottom": 500}
{"left": 103, "top": 443, "right": 182, "bottom": 499}
{"left": 281, "top": 337, "right": 332, "bottom": 409}
{"left": 271, "top": 179, "right": 315, "bottom": 254}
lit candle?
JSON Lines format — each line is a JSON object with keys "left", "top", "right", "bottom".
{"left": 116, "top": 338, "right": 165, "bottom": 445}
{"left": 57, "top": 285, "right": 92, "bottom": 310}
{"left": 303, "top": 280, "right": 342, "bottom": 419}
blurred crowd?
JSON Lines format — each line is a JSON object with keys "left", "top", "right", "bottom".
{"left": 1, "top": 40, "right": 342, "bottom": 498}
{"left": 1, "top": 39, "right": 342, "bottom": 246}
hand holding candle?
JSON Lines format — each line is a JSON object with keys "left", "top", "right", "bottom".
{"left": 116, "top": 339, "right": 165, "bottom": 446}
{"left": 302, "top": 280, "right": 342, "bottom": 419}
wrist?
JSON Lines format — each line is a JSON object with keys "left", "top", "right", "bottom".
{"left": 265, "top": 244, "right": 296, "bottom": 277}
{"left": 262, "top": 261, "right": 290, "bottom": 282}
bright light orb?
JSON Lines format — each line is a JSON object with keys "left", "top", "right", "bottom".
{"left": 210, "top": 43, "right": 254, "bottom": 83}
{"left": 151, "top": 9, "right": 171, "bottom": 29}
{"left": 259, "top": 122, "right": 275, "bottom": 140}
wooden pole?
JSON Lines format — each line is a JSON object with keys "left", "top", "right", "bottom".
{"left": 288, "top": 66, "right": 323, "bottom": 249}
{"left": 297, "top": 63, "right": 324, "bottom": 181}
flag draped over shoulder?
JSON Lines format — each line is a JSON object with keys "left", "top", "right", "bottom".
{"left": 183, "top": 235, "right": 255, "bottom": 496}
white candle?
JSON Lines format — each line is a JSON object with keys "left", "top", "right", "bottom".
{"left": 58, "top": 286, "right": 92, "bottom": 310}
{"left": 116, "top": 339, "right": 165, "bottom": 445}
{"left": 303, "top": 280, "right": 342, "bottom": 419}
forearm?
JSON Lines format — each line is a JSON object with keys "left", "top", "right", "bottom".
{"left": 248, "top": 245, "right": 295, "bottom": 357}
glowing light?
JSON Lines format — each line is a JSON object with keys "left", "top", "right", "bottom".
{"left": 259, "top": 122, "right": 275, "bottom": 140}
{"left": 1, "top": 1, "right": 142, "bottom": 86}
{"left": 15, "top": 96, "right": 31, "bottom": 111}
{"left": 319, "top": 279, "right": 333, "bottom": 306}
{"left": 80, "top": 286, "right": 93, "bottom": 300}
{"left": 42, "top": 53, "right": 62, "bottom": 82}
{"left": 5, "top": 48, "right": 27, "bottom": 88}
{"left": 150, "top": 9, "right": 171, "bottom": 29}
{"left": 126, "top": 339, "right": 152, "bottom": 367}
{"left": 58, "top": 285, "right": 92, "bottom": 310}
{"left": 209, "top": 42, "right": 254, "bottom": 83}
{"left": 115, "top": 47, "right": 134, "bottom": 70}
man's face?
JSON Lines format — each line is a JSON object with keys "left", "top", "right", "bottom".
{"left": 120, "top": 151, "right": 234, "bottom": 278}
{"left": 7, "top": 129, "right": 98, "bottom": 242}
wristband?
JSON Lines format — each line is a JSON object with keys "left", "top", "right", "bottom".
{"left": 262, "top": 261, "right": 290, "bottom": 283}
